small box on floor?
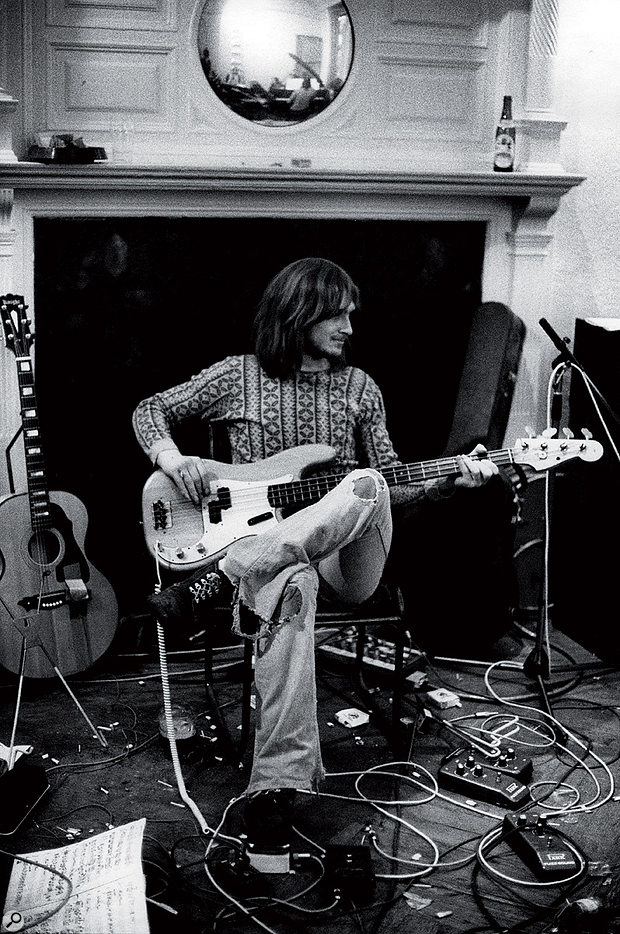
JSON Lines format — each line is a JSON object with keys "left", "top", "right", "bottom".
{"left": 323, "top": 845, "right": 375, "bottom": 901}
{"left": 245, "top": 842, "right": 291, "bottom": 874}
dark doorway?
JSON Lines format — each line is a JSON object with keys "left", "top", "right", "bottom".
{"left": 33, "top": 216, "right": 486, "bottom": 619}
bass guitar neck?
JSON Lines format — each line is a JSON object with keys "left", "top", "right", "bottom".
{"left": 142, "top": 434, "right": 603, "bottom": 573}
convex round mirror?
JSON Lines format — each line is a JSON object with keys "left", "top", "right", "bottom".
{"left": 197, "top": 0, "right": 354, "bottom": 126}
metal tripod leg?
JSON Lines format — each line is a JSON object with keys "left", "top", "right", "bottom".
{"left": 5, "top": 632, "right": 108, "bottom": 767}
{"left": 7, "top": 637, "right": 27, "bottom": 770}
{"left": 37, "top": 640, "right": 109, "bottom": 749}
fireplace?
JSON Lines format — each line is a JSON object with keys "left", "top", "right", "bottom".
{"left": 0, "top": 162, "right": 584, "bottom": 624}
{"left": 32, "top": 214, "right": 485, "bottom": 614}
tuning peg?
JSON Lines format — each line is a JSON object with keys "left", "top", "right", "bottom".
{"left": 524, "top": 425, "right": 535, "bottom": 438}
{"left": 562, "top": 427, "right": 574, "bottom": 439}
{"left": 581, "top": 428, "right": 592, "bottom": 440}
{"left": 542, "top": 427, "right": 557, "bottom": 438}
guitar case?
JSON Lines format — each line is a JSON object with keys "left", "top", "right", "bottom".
{"left": 443, "top": 301, "right": 526, "bottom": 455}
{"left": 392, "top": 302, "right": 525, "bottom": 656}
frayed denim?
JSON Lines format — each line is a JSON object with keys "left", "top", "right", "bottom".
{"left": 219, "top": 468, "right": 392, "bottom": 794}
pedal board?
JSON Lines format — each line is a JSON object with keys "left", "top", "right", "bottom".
{"left": 438, "top": 751, "right": 531, "bottom": 808}
{"left": 445, "top": 744, "right": 533, "bottom": 783}
{"left": 317, "top": 627, "right": 424, "bottom": 679}
{"left": 502, "top": 813, "right": 579, "bottom": 878}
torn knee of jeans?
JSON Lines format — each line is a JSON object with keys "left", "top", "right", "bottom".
{"left": 235, "top": 600, "right": 262, "bottom": 639}
{"left": 273, "top": 584, "right": 302, "bottom": 623}
{"left": 352, "top": 474, "right": 379, "bottom": 502}
{"left": 232, "top": 585, "right": 303, "bottom": 640}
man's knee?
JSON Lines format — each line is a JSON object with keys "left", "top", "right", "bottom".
{"left": 350, "top": 468, "right": 387, "bottom": 503}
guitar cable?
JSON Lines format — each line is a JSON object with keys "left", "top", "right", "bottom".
{"left": 152, "top": 551, "right": 284, "bottom": 934}
{"left": 155, "top": 616, "right": 211, "bottom": 835}
{"left": 151, "top": 548, "right": 242, "bottom": 848}
{"left": 152, "top": 545, "right": 213, "bottom": 835}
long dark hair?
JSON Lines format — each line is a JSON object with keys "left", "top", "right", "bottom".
{"left": 253, "top": 257, "right": 359, "bottom": 378}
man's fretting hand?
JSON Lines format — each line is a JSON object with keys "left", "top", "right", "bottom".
{"left": 454, "top": 443, "right": 498, "bottom": 489}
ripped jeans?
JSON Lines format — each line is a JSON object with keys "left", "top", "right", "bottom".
{"left": 219, "top": 468, "right": 392, "bottom": 795}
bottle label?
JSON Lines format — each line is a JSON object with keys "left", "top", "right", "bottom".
{"left": 494, "top": 127, "right": 515, "bottom": 170}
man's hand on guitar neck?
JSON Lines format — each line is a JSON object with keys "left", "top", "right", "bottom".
{"left": 453, "top": 443, "right": 499, "bottom": 490}
{"left": 154, "top": 449, "right": 210, "bottom": 506}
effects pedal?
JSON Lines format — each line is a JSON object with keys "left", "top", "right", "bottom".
{"left": 438, "top": 752, "right": 531, "bottom": 808}
{"left": 445, "top": 744, "right": 533, "bottom": 783}
{"left": 502, "top": 812, "right": 580, "bottom": 878}
{"left": 0, "top": 762, "right": 50, "bottom": 836}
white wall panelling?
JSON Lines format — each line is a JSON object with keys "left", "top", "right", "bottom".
{"left": 46, "top": 41, "right": 176, "bottom": 130}
{"left": 45, "top": 0, "right": 177, "bottom": 32}
{"left": 12, "top": 0, "right": 548, "bottom": 171}
{"left": 388, "top": 0, "right": 489, "bottom": 45}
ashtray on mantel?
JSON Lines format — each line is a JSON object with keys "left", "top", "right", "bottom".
{"left": 26, "top": 141, "right": 107, "bottom": 165}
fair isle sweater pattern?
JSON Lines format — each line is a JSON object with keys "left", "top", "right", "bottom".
{"left": 132, "top": 354, "right": 431, "bottom": 506}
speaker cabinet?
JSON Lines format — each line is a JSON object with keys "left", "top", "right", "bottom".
{"left": 551, "top": 317, "right": 620, "bottom": 660}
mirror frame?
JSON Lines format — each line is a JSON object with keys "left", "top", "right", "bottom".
{"left": 196, "top": 0, "right": 355, "bottom": 128}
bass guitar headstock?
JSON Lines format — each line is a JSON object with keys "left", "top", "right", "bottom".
{"left": 0, "top": 294, "right": 33, "bottom": 358}
{"left": 512, "top": 430, "right": 603, "bottom": 471}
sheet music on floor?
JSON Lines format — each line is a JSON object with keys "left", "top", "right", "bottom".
{"left": 1, "top": 818, "right": 149, "bottom": 933}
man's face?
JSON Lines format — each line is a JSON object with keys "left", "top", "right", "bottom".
{"left": 304, "top": 300, "right": 355, "bottom": 364}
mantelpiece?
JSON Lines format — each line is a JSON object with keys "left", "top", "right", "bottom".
{"left": 0, "top": 162, "right": 582, "bottom": 201}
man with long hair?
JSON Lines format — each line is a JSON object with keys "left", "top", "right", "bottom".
{"left": 133, "top": 257, "right": 497, "bottom": 845}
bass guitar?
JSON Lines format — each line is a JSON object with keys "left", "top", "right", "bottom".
{"left": 142, "top": 433, "right": 603, "bottom": 574}
{"left": 0, "top": 294, "right": 118, "bottom": 678}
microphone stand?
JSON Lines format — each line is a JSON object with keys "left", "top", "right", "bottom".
{"left": 522, "top": 319, "right": 620, "bottom": 739}
{"left": 521, "top": 357, "right": 565, "bottom": 738}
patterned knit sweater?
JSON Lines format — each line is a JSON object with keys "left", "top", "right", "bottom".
{"left": 132, "top": 354, "right": 448, "bottom": 507}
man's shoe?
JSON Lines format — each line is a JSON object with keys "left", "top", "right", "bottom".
{"left": 146, "top": 567, "right": 229, "bottom": 628}
{"left": 243, "top": 789, "right": 296, "bottom": 848}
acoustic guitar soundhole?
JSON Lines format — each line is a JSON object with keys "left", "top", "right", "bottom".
{"left": 28, "top": 529, "right": 62, "bottom": 566}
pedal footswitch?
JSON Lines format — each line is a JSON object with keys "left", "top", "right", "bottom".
{"left": 502, "top": 813, "right": 579, "bottom": 878}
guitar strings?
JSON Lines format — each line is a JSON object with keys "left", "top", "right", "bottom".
{"left": 154, "top": 449, "right": 522, "bottom": 518}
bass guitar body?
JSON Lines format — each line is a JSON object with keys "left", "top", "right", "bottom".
{"left": 142, "top": 444, "right": 336, "bottom": 573}
{"left": 0, "top": 490, "right": 118, "bottom": 679}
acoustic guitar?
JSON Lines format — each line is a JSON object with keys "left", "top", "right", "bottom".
{"left": 0, "top": 294, "right": 118, "bottom": 678}
{"left": 141, "top": 433, "right": 603, "bottom": 574}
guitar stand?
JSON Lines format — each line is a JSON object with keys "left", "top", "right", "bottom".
{"left": 6, "top": 629, "right": 108, "bottom": 771}
{"left": 3, "top": 425, "right": 111, "bottom": 766}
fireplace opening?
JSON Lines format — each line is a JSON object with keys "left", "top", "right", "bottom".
{"left": 33, "top": 216, "right": 486, "bottom": 621}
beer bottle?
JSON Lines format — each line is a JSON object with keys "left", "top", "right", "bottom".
{"left": 493, "top": 96, "right": 516, "bottom": 172}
